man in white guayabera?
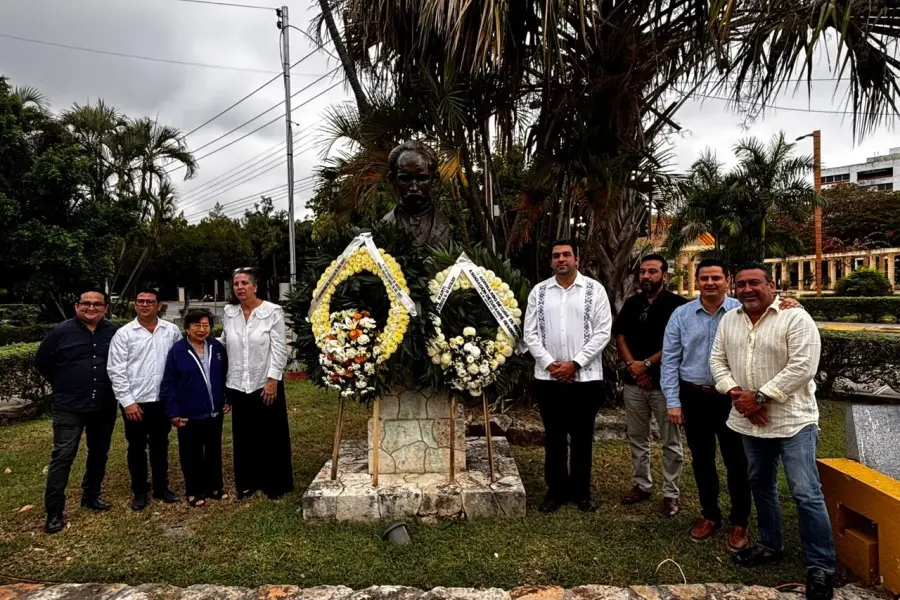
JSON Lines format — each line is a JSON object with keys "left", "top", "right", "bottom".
{"left": 524, "top": 239, "right": 612, "bottom": 514}
{"left": 107, "top": 288, "right": 183, "bottom": 511}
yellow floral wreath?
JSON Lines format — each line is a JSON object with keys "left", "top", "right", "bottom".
{"left": 311, "top": 247, "right": 411, "bottom": 363}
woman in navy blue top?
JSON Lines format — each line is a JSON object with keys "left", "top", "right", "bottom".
{"left": 160, "top": 309, "right": 228, "bottom": 507}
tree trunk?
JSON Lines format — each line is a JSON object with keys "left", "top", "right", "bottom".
{"left": 317, "top": 0, "right": 370, "bottom": 118}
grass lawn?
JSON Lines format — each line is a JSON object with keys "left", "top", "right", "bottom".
{"left": 0, "top": 382, "right": 846, "bottom": 589}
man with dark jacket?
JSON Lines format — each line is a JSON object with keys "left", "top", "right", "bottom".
{"left": 35, "top": 289, "right": 120, "bottom": 534}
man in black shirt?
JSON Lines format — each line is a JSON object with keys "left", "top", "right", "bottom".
{"left": 613, "top": 254, "right": 687, "bottom": 517}
{"left": 34, "top": 289, "right": 120, "bottom": 534}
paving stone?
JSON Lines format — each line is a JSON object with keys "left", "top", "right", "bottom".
{"left": 0, "top": 585, "right": 890, "bottom": 600}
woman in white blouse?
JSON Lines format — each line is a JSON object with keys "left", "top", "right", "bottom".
{"left": 222, "top": 268, "right": 293, "bottom": 500}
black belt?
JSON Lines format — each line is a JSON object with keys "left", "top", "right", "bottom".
{"left": 680, "top": 380, "right": 720, "bottom": 394}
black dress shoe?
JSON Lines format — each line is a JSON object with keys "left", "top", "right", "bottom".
{"left": 131, "top": 493, "right": 148, "bottom": 512}
{"left": 538, "top": 498, "right": 562, "bottom": 514}
{"left": 805, "top": 568, "right": 834, "bottom": 600}
{"left": 153, "top": 490, "right": 181, "bottom": 504}
{"left": 733, "top": 544, "right": 784, "bottom": 567}
{"left": 236, "top": 489, "right": 257, "bottom": 501}
{"left": 577, "top": 499, "right": 598, "bottom": 513}
{"left": 80, "top": 497, "right": 112, "bottom": 511}
{"left": 44, "top": 513, "right": 65, "bottom": 534}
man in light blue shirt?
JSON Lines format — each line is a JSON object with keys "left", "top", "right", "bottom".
{"left": 661, "top": 258, "right": 751, "bottom": 552}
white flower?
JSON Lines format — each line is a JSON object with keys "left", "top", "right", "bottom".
{"left": 467, "top": 363, "right": 480, "bottom": 375}
{"left": 466, "top": 355, "right": 475, "bottom": 364}
{"left": 469, "top": 346, "right": 481, "bottom": 359}
{"left": 357, "top": 334, "right": 370, "bottom": 345}
{"left": 511, "top": 308, "right": 522, "bottom": 318}
{"left": 479, "top": 363, "right": 491, "bottom": 375}
{"left": 502, "top": 346, "right": 514, "bottom": 357}
{"left": 496, "top": 355, "right": 506, "bottom": 365}
{"left": 463, "top": 327, "right": 476, "bottom": 337}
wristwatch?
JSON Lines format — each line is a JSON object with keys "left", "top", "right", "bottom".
{"left": 643, "top": 359, "right": 652, "bottom": 369}
{"left": 755, "top": 391, "right": 770, "bottom": 405}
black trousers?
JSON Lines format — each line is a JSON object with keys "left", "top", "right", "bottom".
{"left": 121, "top": 402, "right": 172, "bottom": 495}
{"left": 534, "top": 379, "right": 602, "bottom": 502}
{"left": 680, "top": 382, "right": 752, "bottom": 527}
{"left": 176, "top": 414, "right": 224, "bottom": 498}
{"left": 44, "top": 406, "right": 117, "bottom": 515}
{"left": 228, "top": 381, "right": 294, "bottom": 498}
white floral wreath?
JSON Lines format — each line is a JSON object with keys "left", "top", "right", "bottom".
{"left": 311, "top": 247, "right": 411, "bottom": 364}
{"left": 426, "top": 266, "right": 521, "bottom": 395}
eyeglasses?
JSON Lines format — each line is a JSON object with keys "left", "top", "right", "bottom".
{"left": 233, "top": 267, "right": 254, "bottom": 274}
{"left": 638, "top": 305, "right": 650, "bottom": 322}
{"left": 78, "top": 301, "right": 106, "bottom": 309}
{"left": 135, "top": 299, "right": 157, "bottom": 306}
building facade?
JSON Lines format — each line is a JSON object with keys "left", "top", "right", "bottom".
{"left": 821, "top": 147, "right": 900, "bottom": 192}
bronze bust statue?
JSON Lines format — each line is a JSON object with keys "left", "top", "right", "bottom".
{"left": 382, "top": 141, "right": 450, "bottom": 249}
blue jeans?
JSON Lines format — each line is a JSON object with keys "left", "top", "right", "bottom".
{"left": 742, "top": 424, "right": 836, "bottom": 572}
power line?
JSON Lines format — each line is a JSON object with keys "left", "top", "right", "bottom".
{"left": 0, "top": 32, "right": 281, "bottom": 74}
{"left": 180, "top": 136, "right": 318, "bottom": 210}
{"left": 177, "top": 45, "right": 324, "bottom": 142}
{"left": 179, "top": 129, "right": 315, "bottom": 206}
{"left": 183, "top": 177, "right": 313, "bottom": 221}
{"left": 685, "top": 91, "right": 900, "bottom": 117}
{"left": 169, "top": 69, "right": 338, "bottom": 169}
{"left": 170, "top": 79, "right": 341, "bottom": 170}
{"left": 173, "top": 0, "right": 275, "bottom": 10}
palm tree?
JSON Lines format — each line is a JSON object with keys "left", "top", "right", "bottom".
{"left": 665, "top": 133, "right": 817, "bottom": 268}
{"left": 314, "top": 0, "right": 900, "bottom": 305}
{"left": 118, "top": 117, "right": 197, "bottom": 204}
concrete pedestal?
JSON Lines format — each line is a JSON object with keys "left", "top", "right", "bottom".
{"left": 301, "top": 438, "right": 526, "bottom": 521}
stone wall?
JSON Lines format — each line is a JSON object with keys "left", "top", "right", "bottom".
{"left": 0, "top": 583, "right": 888, "bottom": 600}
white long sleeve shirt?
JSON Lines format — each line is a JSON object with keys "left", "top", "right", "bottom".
{"left": 524, "top": 273, "right": 613, "bottom": 382}
{"left": 107, "top": 318, "right": 183, "bottom": 408}
{"left": 710, "top": 297, "right": 821, "bottom": 438}
{"left": 222, "top": 301, "right": 288, "bottom": 393}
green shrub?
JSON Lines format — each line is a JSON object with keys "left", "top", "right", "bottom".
{"left": 0, "top": 323, "right": 55, "bottom": 345}
{"left": 834, "top": 267, "right": 893, "bottom": 297}
{"left": 0, "top": 304, "right": 42, "bottom": 325}
{"left": 818, "top": 330, "right": 900, "bottom": 398}
{"left": 802, "top": 296, "right": 900, "bottom": 323}
{"left": 0, "top": 342, "right": 50, "bottom": 413}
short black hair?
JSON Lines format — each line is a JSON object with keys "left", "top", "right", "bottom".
{"left": 77, "top": 288, "right": 109, "bottom": 305}
{"left": 550, "top": 239, "right": 579, "bottom": 259}
{"left": 183, "top": 308, "right": 214, "bottom": 329}
{"left": 640, "top": 253, "right": 669, "bottom": 273}
{"left": 695, "top": 258, "right": 729, "bottom": 278}
{"left": 135, "top": 287, "right": 161, "bottom": 302}
{"left": 734, "top": 263, "right": 773, "bottom": 282}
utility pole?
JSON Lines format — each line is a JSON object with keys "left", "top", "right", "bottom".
{"left": 813, "top": 130, "right": 822, "bottom": 296}
{"left": 276, "top": 6, "right": 297, "bottom": 285}
{"left": 796, "top": 130, "right": 823, "bottom": 296}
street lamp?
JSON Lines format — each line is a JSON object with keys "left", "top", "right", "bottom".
{"left": 796, "top": 130, "right": 823, "bottom": 296}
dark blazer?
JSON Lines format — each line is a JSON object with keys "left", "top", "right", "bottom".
{"left": 160, "top": 338, "right": 228, "bottom": 420}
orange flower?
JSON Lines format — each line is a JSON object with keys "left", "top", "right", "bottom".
{"left": 330, "top": 374, "right": 341, "bottom": 382}
{"left": 354, "top": 355, "right": 367, "bottom": 364}
{"left": 360, "top": 310, "right": 371, "bottom": 318}
{"left": 349, "top": 329, "right": 362, "bottom": 340}
{"left": 344, "top": 370, "right": 354, "bottom": 377}
{"left": 353, "top": 312, "right": 363, "bottom": 320}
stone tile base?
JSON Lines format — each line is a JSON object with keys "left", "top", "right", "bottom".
{"left": 301, "top": 437, "right": 526, "bottom": 522}
{"left": 0, "top": 583, "right": 888, "bottom": 600}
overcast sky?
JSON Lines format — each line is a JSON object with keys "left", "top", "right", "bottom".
{"left": 3, "top": 0, "right": 899, "bottom": 224}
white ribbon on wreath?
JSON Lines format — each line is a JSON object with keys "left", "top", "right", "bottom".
{"left": 433, "top": 252, "right": 523, "bottom": 349}
{"left": 308, "top": 232, "right": 418, "bottom": 319}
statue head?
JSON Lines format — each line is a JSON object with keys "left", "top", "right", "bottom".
{"left": 388, "top": 141, "right": 439, "bottom": 213}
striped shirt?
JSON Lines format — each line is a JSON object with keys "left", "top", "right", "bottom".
{"left": 709, "top": 296, "right": 821, "bottom": 438}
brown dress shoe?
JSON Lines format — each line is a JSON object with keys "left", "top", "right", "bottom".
{"left": 690, "top": 518, "right": 721, "bottom": 541}
{"left": 662, "top": 497, "right": 680, "bottom": 517}
{"left": 726, "top": 525, "right": 750, "bottom": 552}
{"left": 621, "top": 486, "right": 651, "bottom": 505}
